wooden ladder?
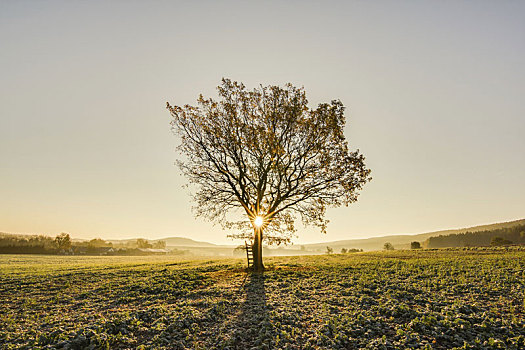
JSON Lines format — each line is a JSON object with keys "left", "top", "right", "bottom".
{"left": 245, "top": 241, "right": 254, "bottom": 269}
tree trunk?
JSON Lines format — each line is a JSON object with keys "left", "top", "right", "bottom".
{"left": 252, "top": 226, "right": 264, "bottom": 271}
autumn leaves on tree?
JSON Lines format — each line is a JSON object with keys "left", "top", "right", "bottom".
{"left": 167, "top": 79, "right": 370, "bottom": 271}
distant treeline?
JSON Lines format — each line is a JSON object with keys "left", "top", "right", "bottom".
{"left": 0, "top": 234, "right": 57, "bottom": 254}
{"left": 0, "top": 233, "right": 173, "bottom": 255}
{"left": 425, "top": 224, "right": 525, "bottom": 248}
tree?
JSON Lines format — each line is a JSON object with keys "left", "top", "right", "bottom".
{"left": 341, "top": 248, "right": 348, "bottom": 254}
{"left": 326, "top": 246, "right": 334, "bottom": 254}
{"left": 167, "top": 79, "right": 371, "bottom": 271}
{"left": 55, "top": 233, "right": 71, "bottom": 251}
{"left": 88, "top": 238, "right": 112, "bottom": 248}
{"left": 383, "top": 242, "right": 394, "bottom": 251}
{"left": 152, "top": 240, "right": 167, "bottom": 249}
{"left": 136, "top": 238, "right": 152, "bottom": 249}
{"left": 410, "top": 241, "right": 421, "bottom": 249}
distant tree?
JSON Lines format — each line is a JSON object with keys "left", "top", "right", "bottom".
{"left": 341, "top": 247, "right": 348, "bottom": 254}
{"left": 383, "top": 242, "right": 394, "bottom": 251}
{"left": 55, "top": 233, "right": 71, "bottom": 251}
{"left": 88, "top": 238, "right": 112, "bottom": 248}
{"left": 410, "top": 241, "right": 421, "bottom": 249}
{"left": 491, "top": 236, "right": 512, "bottom": 246}
{"left": 300, "top": 245, "right": 306, "bottom": 251}
{"left": 136, "top": 239, "right": 152, "bottom": 249}
{"left": 325, "top": 246, "right": 334, "bottom": 254}
{"left": 152, "top": 240, "right": 167, "bottom": 249}
{"left": 167, "top": 79, "right": 371, "bottom": 271}
{"left": 0, "top": 233, "right": 56, "bottom": 253}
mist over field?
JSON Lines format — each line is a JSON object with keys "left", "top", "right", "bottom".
{"left": 3, "top": 219, "right": 524, "bottom": 258}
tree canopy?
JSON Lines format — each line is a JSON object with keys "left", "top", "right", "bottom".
{"left": 410, "top": 241, "right": 421, "bottom": 249}
{"left": 167, "top": 79, "right": 370, "bottom": 268}
{"left": 55, "top": 233, "right": 71, "bottom": 250}
{"left": 383, "top": 242, "right": 394, "bottom": 251}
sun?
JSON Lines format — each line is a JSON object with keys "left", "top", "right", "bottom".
{"left": 254, "top": 216, "right": 264, "bottom": 228}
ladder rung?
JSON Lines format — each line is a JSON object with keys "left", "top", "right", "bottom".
{"left": 245, "top": 241, "right": 255, "bottom": 268}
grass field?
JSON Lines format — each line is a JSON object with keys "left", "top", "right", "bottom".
{"left": 1, "top": 249, "right": 524, "bottom": 349}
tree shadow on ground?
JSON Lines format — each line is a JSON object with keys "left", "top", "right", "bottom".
{"left": 226, "top": 273, "right": 274, "bottom": 349}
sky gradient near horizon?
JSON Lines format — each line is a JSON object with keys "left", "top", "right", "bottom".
{"left": 1, "top": 1, "right": 524, "bottom": 244}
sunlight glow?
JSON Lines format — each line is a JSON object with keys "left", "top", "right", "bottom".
{"left": 254, "top": 216, "right": 264, "bottom": 227}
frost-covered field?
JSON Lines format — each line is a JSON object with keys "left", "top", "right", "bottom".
{"left": 1, "top": 249, "right": 524, "bottom": 349}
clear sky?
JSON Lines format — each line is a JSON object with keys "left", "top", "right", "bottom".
{"left": 1, "top": 1, "right": 524, "bottom": 245}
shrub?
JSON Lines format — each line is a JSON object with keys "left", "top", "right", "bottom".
{"left": 410, "top": 241, "right": 421, "bottom": 249}
{"left": 383, "top": 242, "right": 394, "bottom": 251}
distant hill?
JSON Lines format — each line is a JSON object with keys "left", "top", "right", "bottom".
{"left": 301, "top": 219, "right": 525, "bottom": 252}
{"left": 161, "top": 237, "right": 219, "bottom": 247}
{"left": 425, "top": 222, "right": 525, "bottom": 248}
{"left": 416, "top": 219, "right": 525, "bottom": 237}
